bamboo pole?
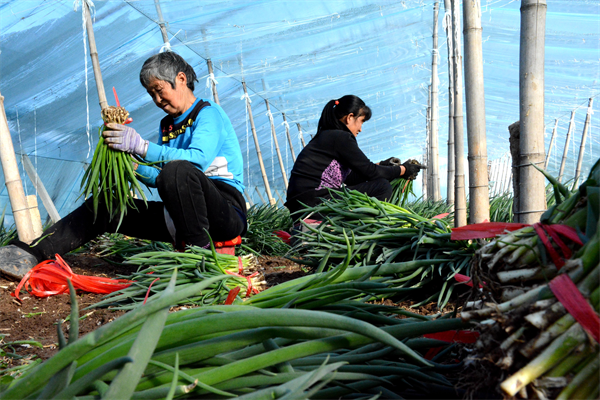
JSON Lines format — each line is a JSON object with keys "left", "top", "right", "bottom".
{"left": 422, "top": 148, "right": 428, "bottom": 199}
{"left": 573, "top": 98, "right": 593, "bottom": 187}
{"left": 297, "top": 123, "right": 306, "bottom": 148}
{"left": 444, "top": 0, "right": 455, "bottom": 208}
{"left": 243, "top": 81, "right": 275, "bottom": 205}
{"left": 26, "top": 195, "right": 43, "bottom": 238}
{"left": 265, "top": 99, "right": 289, "bottom": 189}
{"left": 518, "top": 0, "right": 547, "bottom": 224}
{"left": 154, "top": 0, "right": 170, "bottom": 44}
{"left": 430, "top": 1, "right": 441, "bottom": 201}
{"left": 83, "top": 1, "right": 108, "bottom": 110}
{"left": 463, "top": 0, "right": 489, "bottom": 224}
{"left": 426, "top": 85, "right": 433, "bottom": 198}
{"left": 282, "top": 113, "right": 296, "bottom": 162}
{"left": 206, "top": 59, "right": 220, "bottom": 105}
{"left": 243, "top": 189, "right": 254, "bottom": 207}
{"left": 558, "top": 111, "right": 575, "bottom": 183}
{"left": 452, "top": 0, "right": 467, "bottom": 227}
{"left": 543, "top": 118, "right": 558, "bottom": 170}
{"left": 21, "top": 154, "right": 61, "bottom": 224}
{"left": 254, "top": 186, "right": 266, "bottom": 204}
{"left": 0, "top": 93, "right": 35, "bottom": 243}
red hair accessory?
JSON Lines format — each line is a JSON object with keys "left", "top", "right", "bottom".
{"left": 334, "top": 100, "right": 339, "bottom": 105}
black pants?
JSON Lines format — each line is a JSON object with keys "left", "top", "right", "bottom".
{"left": 286, "top": 178, "right": 392, "bottom": 217}
{"left": 15, "top": 160, "right": 247, "bottom": 262}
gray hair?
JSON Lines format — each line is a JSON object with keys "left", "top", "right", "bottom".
{"left": 139, "top": 52, "right": 198, "bottom": 91}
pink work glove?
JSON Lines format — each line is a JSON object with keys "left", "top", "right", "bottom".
{"left": 103, "top": 123, "right": 148, "bottom": 157}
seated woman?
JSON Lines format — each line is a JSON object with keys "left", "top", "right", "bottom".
{"left": 0, "top": 52, "right": 246, "bottom": 279}
{"left": 285, "top": 95, "right": 420, "bottom": 217}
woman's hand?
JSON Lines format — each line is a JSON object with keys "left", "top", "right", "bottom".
{"left": 103, "top": 123, "right": 148, "bottom": 157}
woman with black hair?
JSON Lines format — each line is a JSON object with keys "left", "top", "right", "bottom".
{"left": 285, "top": 95, "right": 420, "bottom": 216}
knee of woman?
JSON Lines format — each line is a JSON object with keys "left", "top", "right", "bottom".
{"left": 157, "top": 160, "right": 194, "bottom": 190}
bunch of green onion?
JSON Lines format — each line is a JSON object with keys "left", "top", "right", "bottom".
{"left": 240, "top": 204, "right": 293, "bottom": 256}
{"left": 291, "top": 188, "right": 474, "bottom": 308}
{"left": 461, "top": 158, "right": 600, "bottom": 399}
{"left": 80, "top": 106, "right": 149, "bottom": 231}
{"left": 91, "top": 245, "right": 252, "bottom": 310}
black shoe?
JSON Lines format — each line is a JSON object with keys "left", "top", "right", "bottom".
{"left": 0, "top": 245, "right": 38, "bottom": 280}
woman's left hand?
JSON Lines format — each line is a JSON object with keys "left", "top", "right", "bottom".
{"left": 103, "top": 123, "right": 148, "bottom": 157}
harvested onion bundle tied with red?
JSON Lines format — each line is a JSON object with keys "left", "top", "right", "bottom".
{"left": 457, "top": 158, "right": 600, "bottom": 399}
{"left": 80, "top": 106, "right": 148, "bottom": 230}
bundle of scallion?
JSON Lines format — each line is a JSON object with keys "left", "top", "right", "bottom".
{"left": 3, "top": 272, "right": 470, "bottom": 400}
{"left": 460, "top": 158, "right": 600, "bottom": 399}
{"left": 240, "top": 204, "right": 293, "bottom": 256}
{"left": 82, "top": 233, "right": 173, "bottom": 261}
{"left": 80, "top": 106, "right": 149, "bottom": 230}
{"left": 291, "top": 188, "right": 474, "bottom": 308}
{"left": 90, "top": 245, "right": 253, "bottom": 310}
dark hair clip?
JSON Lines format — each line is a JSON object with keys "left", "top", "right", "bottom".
{"left": 334, "top": 100, "right": 339, "bottom": 105}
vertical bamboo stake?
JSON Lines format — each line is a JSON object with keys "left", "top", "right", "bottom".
{"left": 463, "top": 0, "right": 489, "bottom": 223}
{"left": 426, "top": 85, "right": 433, "bottom": 198}
{"left": 452, "top": 0, "right": 467, "bottom": 227}
{"left": 297, "top": 123, "right": 306, "bottom": 148}
{"left": 573, "top": 98, "right": 593, "bottom": 187}
{"left": 243, "top": 81, "right": 275, "bottom": 205}
{"left": 430, "top": 1, "right": 441, "bottom": 201}
{"left": 254, "top": 186, "right": 266, "bottom": 204}
{"left": 265, "top": 99, "right": 289, "bottom": 189}
{"left": 444, "top": 0, "right": 455, "bottom": 208}
{"left": 543, "top": 118, "right": 558, "bottom": 170}
{"left": 154, "top": 0, "right": 170, "bottom": 44}
{"left": 558, "top": 111, "right": 575, "bottom": 183}
{"left": 206, "top": 59, "right": 220, "bottom": 105}
{"left": 519, "top": 0, "right": 547, "bottom": 224}
{"left": 282, "top": 113, "right": 296, "bottom": 162}
{"left": 422, "top": 148, "right": 428, "bottom": 199}
{"left": 0, "top": 93, "right": 35, "bottom": 243}
{"left": 83, "top": 1, "right": 108, "bottom": 110}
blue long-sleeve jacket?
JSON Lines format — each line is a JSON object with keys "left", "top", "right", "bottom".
{"left": 136, "top": 98, "right": 245, "bottom": 194}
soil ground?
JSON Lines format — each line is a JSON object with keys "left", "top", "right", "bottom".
{"left": 0, "top": 253, "right": 306, "bottom": 365}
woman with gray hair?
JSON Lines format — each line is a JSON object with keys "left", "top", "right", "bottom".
{"left": 1, "top": 52, "right": 246, "bottom": 279}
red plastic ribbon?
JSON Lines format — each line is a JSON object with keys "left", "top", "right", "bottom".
{"left": 112, "top": 86, "right": 120, "bottom": 107}
{"left": 274, "top": 230, "right": 291, "bottom": 244}
{"left": 451, "top": 222, "right": 530, "bottom": 241}
{"left": 224, "top": 286, "right": 241, "bottom": 305}
{"left": 548, "top": 274, "right": 600, "bottom": 343}
{"left": 423, "top": 330, "right": 480, "bottom": 359}
{"left": 225, "top": 269, "right": 259, "bottom": 297}
{"left": 432, "top": 213, "right": 450, "bottom": 220}
{"left": 143, "top": 277, "right": 161, "bottom": 305}
{"left": 533, "top": 223, "right": 583, "bottom": 269}
{"left": 11, "top": 254, "right": 132, "bottom": 301}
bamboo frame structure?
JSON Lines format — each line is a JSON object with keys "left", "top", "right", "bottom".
{"left": 83, "top": 1, "right": 108, "bottom": 110}
{"left": 463, "top": 0, "right": 489, "bottom": 223}
{"left": 451, "top": 0, "right": 467, "bottom": 227}
{"left": 518, "top": 0, "right": 547, "bottom": 224}
{"left": 543, "top": 118, "right": 558, "bottom": 170}
{"left": 558, "top": 111, "right": 575, "bottom": 183}
{"left": 254, "top": 186, "right": 266, "bottom": 204}
{"left": 282, "top": 113, "right": 296, "bottom": 162}
{"left": 297, "top": 123, "right": 306, "bottom": 148}
{"left": 243, "top": 81, "right": 275, "bottom": 205}
{"left": 0, "top": 93, "right": 35, "bottom": 243}
{"left": 264, "top": 99, "right": 289, "bottom": 189}
{"left": 207, "top": 59, "right": 220, "bottom": 105}
{"left": 430, "top": 1, "right": 441, "bottom": 201}
{"left": 573, "top": 98, "right": 593, "bottom": 187}
{"left": 443, "top": 0, "right": 455, "bottom": 208}
{"left": 422, "top": 148, "right": 428, "bottom": 199}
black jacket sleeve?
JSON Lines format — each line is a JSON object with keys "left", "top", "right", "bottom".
{"left": 332, "top": 131, "right": 401, "bottom": 182}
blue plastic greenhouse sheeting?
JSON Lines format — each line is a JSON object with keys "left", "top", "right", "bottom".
{"left": 0, "top": 0, "right": 599, "bottom": 226}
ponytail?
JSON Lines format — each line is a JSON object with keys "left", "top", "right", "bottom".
{"left": 315, "top": 95, "right": 372, "bottom": 136}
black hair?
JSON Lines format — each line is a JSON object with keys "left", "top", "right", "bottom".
{"left": 315, "top": 95, "right": 372, "bottom": 136}
{"left": 139, "top": 52, "right": 199, "bottom": 91}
